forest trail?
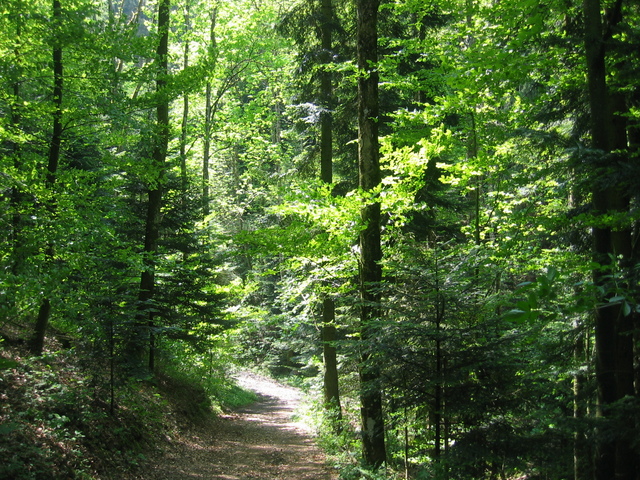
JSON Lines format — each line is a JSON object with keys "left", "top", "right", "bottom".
{"left": 138, "top": 371, "right": 338, "bottom": 480}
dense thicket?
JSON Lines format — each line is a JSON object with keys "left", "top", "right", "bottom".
{"left": 1, "top": 0, "right": 639, "bottom": 479}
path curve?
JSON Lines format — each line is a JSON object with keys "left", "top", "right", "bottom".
{"left": 140, "top": 371, "right": 337, "bottom": 480}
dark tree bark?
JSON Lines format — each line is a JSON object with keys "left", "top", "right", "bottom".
{"left": 573, "top": 321, "right": 590, "bottom": 480}
{"left": 318, "top": 0, "right": 342, "bottom": 421}
{"left": 30, "top": 0, "right": 63, "bottom": 355}
{"left": 131, "top": 0, "right": 170, "bottom": 373}
{"left": 202, "top": 6, "right": 217, "bottom": 219}
{"left": 356, "top": 0, "right": 386, "bottom": 468}
{"left": 179, "top": 3, "right": 190, "bottom": 196}
{"left": 9, "top": 0, "right": 24, "bottom": 309}
{"left": 322, "top": 299, "right": 341, "bottom": 411}
{"left": 582, "top": 0, "right": 636, "bottom": 478}
{"left": 319, "top": 0, "right": 333, "bottom": 187}
{"left": 434, "top": 296, "right": 443, "bottom": 461}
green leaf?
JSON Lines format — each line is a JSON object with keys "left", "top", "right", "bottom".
{"left": 0, "top": 357, "right": 19, "bottom": 370}
{"left": 0, "top": 422, "right": 20, "bottom": 435}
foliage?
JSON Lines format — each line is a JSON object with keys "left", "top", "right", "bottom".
{"left": 0, "top": 348, "right": 164, "bottom": 479}
{"left": 1, "top": 0, "right": 640, "bottom": 477}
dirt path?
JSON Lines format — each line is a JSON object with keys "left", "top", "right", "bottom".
{"left": 140, "top": 372, "right": 337, "bottom": 480}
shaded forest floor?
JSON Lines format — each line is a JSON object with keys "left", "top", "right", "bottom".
{"left": 0, "top": 333, "right": 337, "bottom": 480}
{"left": 134, "top": 371, "right": 338, "bottom": 480}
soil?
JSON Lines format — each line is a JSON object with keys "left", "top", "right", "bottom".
{"left": 138, "top": 371, "right": 338, "bottom": 480}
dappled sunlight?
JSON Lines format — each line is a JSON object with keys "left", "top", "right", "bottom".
{"left": 140, "top": 371, "right": 336, "bottom": 480}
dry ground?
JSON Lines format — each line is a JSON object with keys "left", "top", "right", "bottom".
{"left": 137, "top": 371, "right": 338, "bottom": 480}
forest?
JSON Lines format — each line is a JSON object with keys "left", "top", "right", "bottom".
{"left": 1, "top": 0, "right": 639, "bottom": 479}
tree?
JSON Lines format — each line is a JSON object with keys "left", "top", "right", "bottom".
{"left": 129, "top": 0, "right": 171, "bottom": 373}
{"left": 3, "top": 0, "right": 27, "bottom": 327}
{"left": 202, "top": 3, "right": 217, "bottom": 219}
{"left": 3, "top": 1, "right": 640, "bottom": 477}
{"left": 30, "top": 0, "right": 64, "bottom": 355}
{"left": 316, "top": 0, "right": 342, "bottom": 420}
{"left": 356, "top": 0, "right": 386, "bottom": 467}
{"left": 178, "top": 0, "right": 191, "bottom": 196}
{"left": 582, "top": 0, "right": 637, "bottom": 478}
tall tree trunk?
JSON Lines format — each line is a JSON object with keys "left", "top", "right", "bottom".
{"left": 322, "top": 299, "right": 341, "bottom": 412}
{"left": 434, "top": 310, "right": 443, "bottom": 460}
{"left": 132, "top": 0, "right": 170, "bottom": 373}
{"left": 568, "top": 143, "right": 590, "bottom": 480}
{"left": 318, "top": 0, "right": 341, "bottom": 421}
{"left": 30, "top": 0, "right": 63, "bottom": 355}
{"left": 9, "top": 0, "right": 24, "bottom": 313}
{"left": 433, "top": 253, "right": 446, "bottom": 465}
{"left": 573, "top": 321, "right": 589, "bottom": 480}
{"left": 179, "top": 3, "right": 190, "bottom": 196}
{"left": 202, "top": 6, "right": 217, "bottom": 220}
{"left": 582, "top": 0, "right": 635, "bottom": 478}
{"left": 356, "top": 0, "right": 386, "bottom": 468}
{"left": 203, "top": 78, "right": 212, "bottom": 218}
{"left": 319, "top": 0, "right": 333, "bottom": 186}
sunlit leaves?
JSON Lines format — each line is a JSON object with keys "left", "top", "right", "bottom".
{"left": 380, "top": 127, "right": 452, "bottom": 228}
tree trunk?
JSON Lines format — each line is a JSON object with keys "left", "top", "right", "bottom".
{"left": 322, "top": 299, "right": 341, "bottom": 412}
{"left": 30, "top": 0, "right": 63, "bottom": 355}
{"left": 318, "top": 0, "right": 341, "bottom": 422}
{"left": 132, "top": 0, "right": 170, "bottom": 373}
{"left": 202, "top": 6, "right": 217, "bottom": 219}
{"left": 179, "top": 3, "right": 190, "bottom": 196}
{"left": 582, "top": 0, "right": 636, "bottom": 478}
{"left": 319, "top": 0, "right": 333, "bottom": 187}
{"left": 203, "top": 78, "right": 212, "bottom": 218}
{"left": 573, "top": 322, "right": 589, "bottom": 480}
{"left": 357, "top": 0, "right": 386, "bottom": 468}
{"left": 434, "top": 320, "right": 442, "bottom": 460}
{"left": 433, "top": 255, "right": 446, "bottom": 464}
{"left": 9, "top": 0, "right": 24, "bottom": 315}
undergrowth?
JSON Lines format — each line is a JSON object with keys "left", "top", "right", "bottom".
{"left": 155, "top": 364, "right": 257, "bottom": 418}
{"left": 0, "top": 336, "right": 256, "bottom": 480}
{"left": 0, "top": 345, "right": 170, "bottom": 479}
{"left": 297, "top": 381, "right": 409, "bottom": 480}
